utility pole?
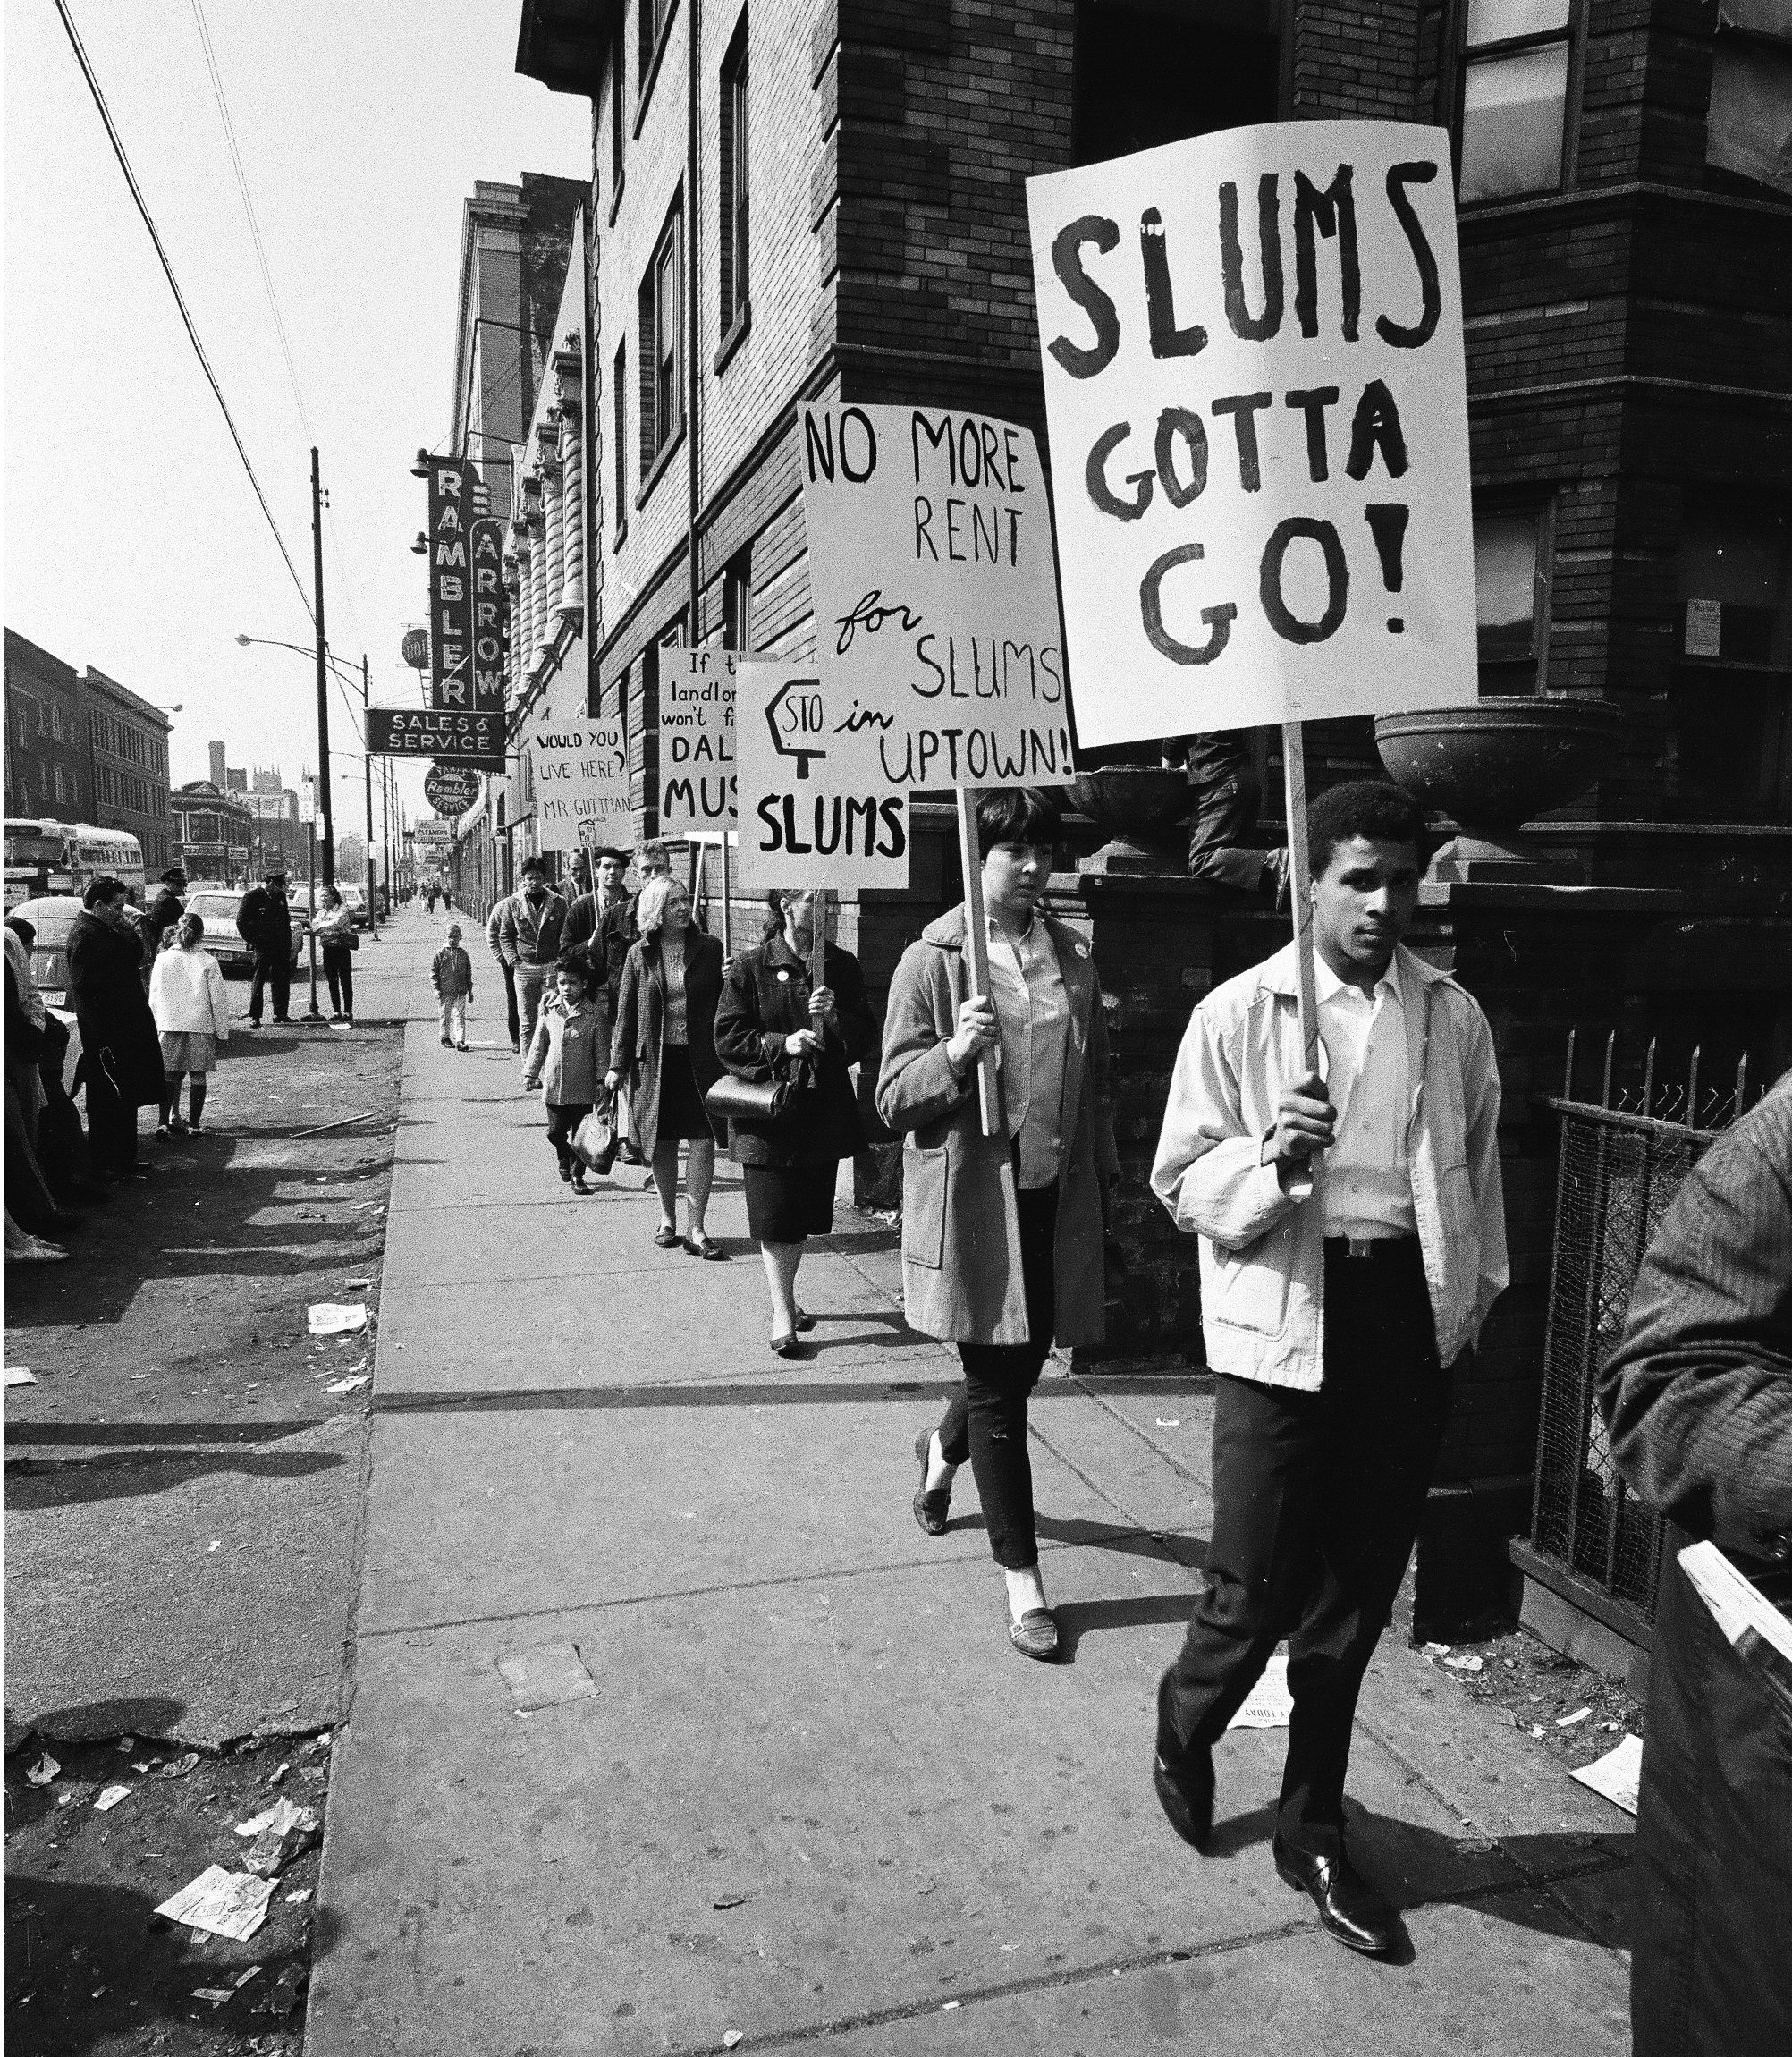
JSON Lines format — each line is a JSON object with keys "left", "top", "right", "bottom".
{"left": 362, "top": 653, "right": 379, "bottom": 937}
{"left": 310, "top": 447, "right": 336, "bottom": 888}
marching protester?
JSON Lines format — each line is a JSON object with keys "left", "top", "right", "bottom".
{"left": 236, "top": 868, "right": 294, "bottom": 1027}
{"left": 714, "top": 889, "right": 875, "bottom": 1355}
{"left": 1597, "top": 1073, "right": 1791, "bottom": 2057}
{"left": 66, "top": 876, "right": 165, "bottom": 1181}
{"left": 486, "top": 885, "right": 520, "bottom": 1052}
{"left": 607, "top": 876, "right": 725, "bottom": 1257}
{"left": 522, "top": 950, "right": 611, "bottom": 1195}
{"left": 563, "top": 845, "right": 630, "bottom": 954}
{"left": 877, "top": 789, "right": 1119, "bottom": 1663}
{"left": 312, "top": 883, "right": 358, "bottom": 1024}
{"left": 148, "top": 910, "right": 232, "bottom": 1135}
{"left": 1148, "top": 779, "right": 1507, "bottom": 1956}
{"left": 496, "top": 857, "right": 569, "bottom": 1074}
{"left": 599, "top": 840, "right": 674, "bottom": 1164}
{"left": 432, "top": 922, "right": 475, "bottom": 1050}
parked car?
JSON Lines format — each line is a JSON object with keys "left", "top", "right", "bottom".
{"left": 9, "top": 894, "right": 86, "bottom": 1006}
{"left": 185, "top": 888, "right": 305, "bottom": 979}
{"left": 334, "top": 883, "right": 370, "bottom": 930}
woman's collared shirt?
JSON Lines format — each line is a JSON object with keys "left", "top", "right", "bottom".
{"left": 985, "top": 911, "right": 1070, "bottom": 1189}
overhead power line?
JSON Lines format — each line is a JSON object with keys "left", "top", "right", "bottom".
{"left": 51, "top": 0, "right": 314, "bottom": 626}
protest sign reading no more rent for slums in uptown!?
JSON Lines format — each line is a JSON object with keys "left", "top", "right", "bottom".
{"left": 798, "top": 403, "right": 1073, "bottom": 792}
{"left": 1027, "top": 120, "right": 1476, "bottom": 749}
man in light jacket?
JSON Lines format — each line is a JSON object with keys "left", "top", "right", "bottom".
{"left": 495, "top": 858, "right": 568, "bottom": 1077}
{"left": 1149, "top": 779, "right": 1506, "bottom": 1958}
{"left": 486, "top": 888, "right": 520, "bottom": 1053}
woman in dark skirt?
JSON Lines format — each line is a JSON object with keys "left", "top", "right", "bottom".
{"left": 607, "top": 876, "right": 727, "bottom": 1256}
{"left": 714, "top": 890, "right": 875, "bottom": 1357}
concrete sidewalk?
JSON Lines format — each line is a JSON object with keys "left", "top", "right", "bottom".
{"left": 307, "top": 908, "right": 1634, "bottom": 2055}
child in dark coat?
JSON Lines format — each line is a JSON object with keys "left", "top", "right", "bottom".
{"left": 432, "top": 925, "right": 475, "bottom": 1049}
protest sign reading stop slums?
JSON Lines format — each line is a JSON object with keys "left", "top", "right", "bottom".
{"left": 792, "top": 402, "right": 1073, "bottom": 1130}
{"left": 1027, "top": 119, "right": 1475, "bottom": 1083}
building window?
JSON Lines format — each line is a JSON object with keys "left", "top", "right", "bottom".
{"left": 1707, "top": 5, "right": 1792, "bottom": 199}
{"left": 1459, "top": 0, "right": 1576, "bottom": 204}
{"left": 1474, "top": 507, "right": 1548, "bottom": 694}
{"left": 638, "top": 0, "right": 674, "bottom": 87}
{"left": 613, "top": 340, "right": 629, "bottom": 537}
{"left": 722, "top": 547, "right": 753, "bottom": 652}
{"left": 610, "top": 17, "right": 626, "bottom": 207}
{"left": 37, "top": 700, "right": 48, "bottom": 736}
{"left": 1671, "top": 505, "right": 1792, "bottom": 819}
{"left": 53, "top": 765, "right": 69, "bottom": 804}
{"left": 719, "top": 15, "right": 750, "bottom": 341}
{"left": 638, "top": 202, "right": 683, "bottom": 482}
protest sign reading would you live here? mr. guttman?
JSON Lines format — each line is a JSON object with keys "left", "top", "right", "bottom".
{"left": 1027, "top": 121, "right": 1476, "bottom": 748}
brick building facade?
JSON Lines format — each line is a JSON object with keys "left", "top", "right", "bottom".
{"left": 4, "top": 629, "right": 94, "bottom": 823}
{"left": 81, "top": 665, "right": 173, "bottom": 871}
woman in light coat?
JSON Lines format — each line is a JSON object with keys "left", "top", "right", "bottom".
{"left": 312, "top": 884, "right": 356, "bottom": 1023}
{"left": 148, "top": 911, "right": 232, "bottom": 1134}
{"left": 607, "top": 876, "right": 726, "bottom": 1256}
{"left": 876, "top": 789, "right": 1119, "bottom": 1661}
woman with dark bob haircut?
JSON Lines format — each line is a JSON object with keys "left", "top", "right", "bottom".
{"left": 714, "top": 888, "right": 876, "bottom": 1355}
{"left": 876, "top": 787, "right": 1119, "bottom": 1661}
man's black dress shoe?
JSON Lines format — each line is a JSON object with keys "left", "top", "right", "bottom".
{"left": 1272, "top": 1833, "right": 1399, "bottom": 1955}
{"left": 1153, "top": 1748, "right": 1214, "bottom": 1851}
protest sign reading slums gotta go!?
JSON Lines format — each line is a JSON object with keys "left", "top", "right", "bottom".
{"left": 798, "top": 404, "right": 1072, "bottom": 792}
{"left": 733, "top": 659, "right": 910, "bottom": 890}
{"left": 1027, "top": 121, "right": 1475, "bottom": 747}
{"left": 656, "top": 647, "right": 736, "bottom": 834}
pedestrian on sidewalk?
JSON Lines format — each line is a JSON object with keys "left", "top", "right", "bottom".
{"left": 144, "top": 867, "right": 189, "bottom": 954}
{"left": 236, "top": 869, "right": 294, "bottom": 1026}
{"left": 486, "top": 888, "right": 520, "bottom": 1052}
{"left": 66, "top": 876, "right": 164, "bottom": 1181}
{"left": 523, "top": 952, "right": 609, "bottom": 1194}
{"left": 497, "top": 858, "right": 569, "bottom": 1075}
{"left": 313, "top": 884, "right": 358, "bottom": 1023}
{"left": 148, "top": 912, "right": 231, "bottom": 1135}
{"left": 1148, "top": 779, "right": 1507, "bottom": 1958}
{"left": 432, "top": 924, "right": 475, "bottom": 1049}
{"left": 715, "top": 888, "right": 875, "bottom": 1350}
{"left": 598, "top": 841, "right": 675, "bottom": 1165}
{"left": 877, "top": 789, "right": 1119, "bottom": 1663}
{"left": 1597, "top": 1073, "right": 1792, "bottom": 2057}
{"left": 608, "top": 876, "right": 725, "bottom": 1254}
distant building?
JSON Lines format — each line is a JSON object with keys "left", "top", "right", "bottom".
{"left": 208, "top": 739, "right": 228, "bottom": 788}
{"left": 172, "top": 779, "right": 257, "bottom": 885}
{"left": 4, "top": 629, "right": 94, "bottom": 822}
{"left": 82, "top": 666, "right": 173, "bottom": 870}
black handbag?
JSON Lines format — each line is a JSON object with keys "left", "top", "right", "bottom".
{"left": 705, "top": 1060, "right": 813, "bottom": 1130}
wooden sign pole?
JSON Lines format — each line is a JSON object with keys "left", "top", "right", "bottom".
{"left": 1279, "top": 718, "right": 1320, "bottom": 1198}
{"left": 955, "top": 787, "right": 1001, "bottom": 1139}
{"left": 718, "top": 832, "right": 732, "bottom": 955}
{"left": 808, "top": 885, "right": 828, "bottom": 995}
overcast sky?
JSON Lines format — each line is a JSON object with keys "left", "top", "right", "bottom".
{"left": 4, "top": 0, "right": 589, "bottom": 832}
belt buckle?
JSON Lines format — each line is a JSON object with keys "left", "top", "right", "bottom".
{"left": 1346, "top": 1235, "right": 1376, "bottom": 1259}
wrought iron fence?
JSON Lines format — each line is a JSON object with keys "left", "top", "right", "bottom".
{"left": 1529, "top": 1031, "right": 1760, "bottom": 1632}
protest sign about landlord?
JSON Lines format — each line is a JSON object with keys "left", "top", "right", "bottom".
{"left": 1027, "top": 121, "right": 1475, "bottom": 748}
{"left": 532, "top": 698, "right": 628, "bottom": 853}
{"left": 657, "top": 647, "right": 736, "bottom": 834}
{"left": 799, "top": 403, "right": 1071, "bottom": 791}
{"left": 733, "top": 659, "right": 911, "bottom": 890}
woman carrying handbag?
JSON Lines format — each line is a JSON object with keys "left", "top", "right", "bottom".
{"left": 313, "top": 884, "right": 358, "bottom": 1023}
{"left": 713, "top": 890, "right": 875, "bottom": 1358}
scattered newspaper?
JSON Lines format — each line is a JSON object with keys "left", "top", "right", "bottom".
{"left": 155, "top": 1865, "right": 275, "bottom": 1942}
{"left": 1678, "top": 1539, "right": 1792, "bottom": 1665}
{"left": 1569, "top": 1733, "right": 1643, "bottom": 1816}
{"left": 1227, "top": 1650, "right": 1292, "bottom": 1730}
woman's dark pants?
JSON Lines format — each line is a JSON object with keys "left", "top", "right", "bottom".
{"left": 936, "top": 1182, "right": 1059, "bottom": 1570}
{"left": 323, "top": 945, "right": 353, "bottom": 1016}
{"left": 1155, "top": 1239, "right": 1450, "bottom": 1853}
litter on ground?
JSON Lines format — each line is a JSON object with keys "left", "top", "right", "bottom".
{"left": 496, "top": 1640, "right": 599, "bottom": 1712}
{"left": 25, "top": 1753, "right": 59, "bottom": 1786}
{"left": 1227, "top": 1649, "right": 1293, "bottom": 1730}
{"left": 5, "top": 1367, "right": 38, "bottom": 1386}
{"left": 156, "top": 1866, "right": 275, "bottom": 1942}
{"left": 1556, "top": 1706, "right": 1592, "bottom": 1728}
{"left": 324, "top": 1374, "right": 370, "bottom": 1394}
{"left": 306, "top": 1302, "right": 368, "bottom": 1337}
{"left": 93, "top": 1785, "right": 132, "bottom": 1812}
{"left": 1569, "top": 1732, "right": 1643, "bottom": 1816}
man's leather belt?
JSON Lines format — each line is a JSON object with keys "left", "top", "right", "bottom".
{"left": 1324, "top": 1234, "right": 1419, "bottom": 1260}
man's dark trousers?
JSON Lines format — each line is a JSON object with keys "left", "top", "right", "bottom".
{"left": 1157, "top": 1239, "right": 1451, "bottom": 1851}
{"left": 501, "top": 961, "right": 520, "bottom": 1050}
{"left": 249, "top": 952, "right": 291, "bottom": 1024}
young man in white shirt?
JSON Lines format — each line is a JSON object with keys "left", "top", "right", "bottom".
{"left": 1149, "top": 779, "right": 1507, "bottom": 1956}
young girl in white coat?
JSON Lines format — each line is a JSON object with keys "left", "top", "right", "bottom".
{"left": 148, "top": 913, "right": 232, "bottom": 1133}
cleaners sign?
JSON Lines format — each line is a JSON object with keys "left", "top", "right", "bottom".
{"left": 799, "top": 404, "right": 1071, "bottom": 791}
{"left": 1027, "top": 121, "right": 1475, "bottom": 746}
{"left": 733, "top": 660, "right": 910, "bottom": 890}
{"left": 657, "top": 647, "right": 736, "bottom": 834}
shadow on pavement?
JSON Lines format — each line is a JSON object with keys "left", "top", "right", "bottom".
{"left": 6, "top": 1450, "right": 347, "bottom": 1512}
{"left": 5, "top": 1693, "right": 186, "bottom": 1750}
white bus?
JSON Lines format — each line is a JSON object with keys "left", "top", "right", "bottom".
{"left": 4, "top": 818, "right": 146, "bottom": 910}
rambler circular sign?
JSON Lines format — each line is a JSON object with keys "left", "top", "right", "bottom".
{"left": 424, "top": 764, "right": 482, "bottom": 817}
{"left": 400, "top": 627, "right": 430, "bottom": 670}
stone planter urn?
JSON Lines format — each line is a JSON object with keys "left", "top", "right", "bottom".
{"left": 1374, "top": 698, "right": 1624, "bottom": 882}
{"left": 1067, "top": 768, "right": 1193, "bottom": 874}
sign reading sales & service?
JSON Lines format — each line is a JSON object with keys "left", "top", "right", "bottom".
{"left": 1027, "top": 122, "right": 1475, "bottom": 746}
{"left": 367, "top": 707, "right": 504, "bottom": 766}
